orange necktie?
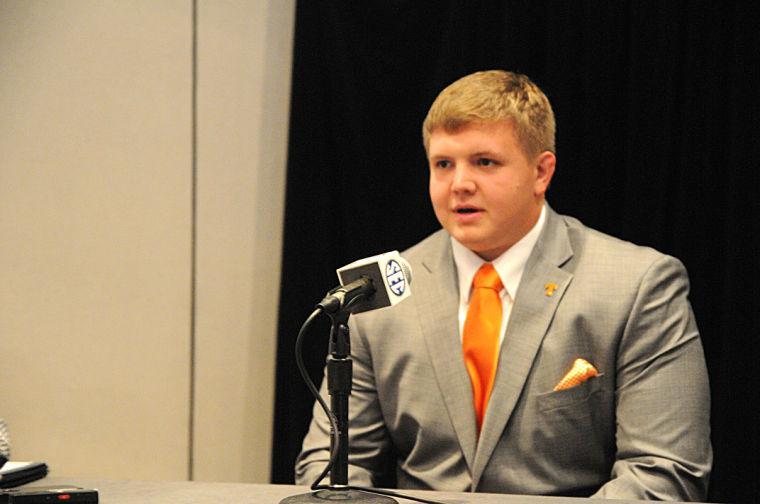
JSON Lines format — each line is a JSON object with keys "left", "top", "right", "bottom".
{"left": 462, "top": 263, "right": 503, "bottom": 432}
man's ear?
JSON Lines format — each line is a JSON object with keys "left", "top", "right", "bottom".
{"left": 534, "top": 151, "right": 556, "bottom": 197}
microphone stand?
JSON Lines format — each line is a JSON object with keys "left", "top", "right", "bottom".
{"left": 280, "top": 305, "right": 396, "bottom": 503}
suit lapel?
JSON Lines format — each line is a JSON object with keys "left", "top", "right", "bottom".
{"left": 471, "top": 207, "right": 575, "bottom": 486}
{"left": 415, "top": 232, "right": 479, "bottom": 472}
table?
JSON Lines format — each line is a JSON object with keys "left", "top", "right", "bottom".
{"left": 24, "top": 477, "right": 681, "bottom": 504}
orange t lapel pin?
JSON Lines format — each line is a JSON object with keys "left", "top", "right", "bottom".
{"left": 544, "top": 283, "right": 558, "bottom": 297}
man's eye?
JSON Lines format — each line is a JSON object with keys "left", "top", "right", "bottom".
{"left": 435, "top": 160, "right": 452, "bottom": 169}
{"left": 477, "top": 158, "right": 497, "bottom": 167}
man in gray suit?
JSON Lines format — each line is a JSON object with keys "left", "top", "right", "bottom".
{"left": 296, "top": 70, "right": 711, "bottom": 500}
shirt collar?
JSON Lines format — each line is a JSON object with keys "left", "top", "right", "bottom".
{"left": 451, "top": 204, "right": 546, "bottom": 303}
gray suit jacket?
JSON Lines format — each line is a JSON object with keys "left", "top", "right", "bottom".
{"left": 296, "top": 206, "right": 712, "bottom": 500}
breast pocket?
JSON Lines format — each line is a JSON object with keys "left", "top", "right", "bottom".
{"left": 535, "top": 373, "right": 604, "bottom": 412}
{"left": 529, "top": 374, "right": 611, "bottom": 477}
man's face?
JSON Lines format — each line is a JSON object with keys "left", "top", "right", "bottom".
{"left": 428, "top": 120, "right": 555, "bottom": 260}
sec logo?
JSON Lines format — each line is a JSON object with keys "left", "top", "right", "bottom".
{"left": 385, "top": 259, "right": 406, "bottom": 296}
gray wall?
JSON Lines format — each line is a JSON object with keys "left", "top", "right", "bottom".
{"left": 0, "top": 0, "right": 294, "bottom": 483}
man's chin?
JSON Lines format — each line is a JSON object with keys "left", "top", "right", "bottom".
{"left": 451, "top": 235, "right": 498, "bottom": 259}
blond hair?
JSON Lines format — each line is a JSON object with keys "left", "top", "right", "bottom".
{"left": 422, "top": 70, "right": 556, "bottom": 158}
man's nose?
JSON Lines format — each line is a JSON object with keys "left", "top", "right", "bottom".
{"left": 451, "top": 165, "right": 476, "bottom": 193}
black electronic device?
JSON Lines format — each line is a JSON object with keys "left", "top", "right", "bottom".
{"left": 0, "top": 485, "right": 98, "bottom": 504}
{"left": 0, "top": 462, "right": 48, "bottom": 489}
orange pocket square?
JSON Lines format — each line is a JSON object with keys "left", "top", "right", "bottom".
{"left": 554, "top": 358, "right": 599, "bottom": 391}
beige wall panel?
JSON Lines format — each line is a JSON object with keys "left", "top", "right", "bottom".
{"left": 193, "top": 0, "right": 294, "bottom": 483}
{"left": 0, "top": 1, "right": 192, "bottom": 479}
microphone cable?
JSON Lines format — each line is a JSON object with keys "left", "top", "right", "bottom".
{"left": 294, "top": 302, "right": 446, "bottom": 504}
{"left": 294, "top": 306, "right": 340, "bottom": 489}
{"left": 297, "top": 293, "right": 369, "bottom": 489}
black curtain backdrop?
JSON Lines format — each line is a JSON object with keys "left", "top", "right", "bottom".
{"left": 271, "top": 2, "right": 759, "bottom": 502}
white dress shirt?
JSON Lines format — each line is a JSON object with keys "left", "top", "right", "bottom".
{"left": 451, "top": 204, "right": 546, "bottom": 348}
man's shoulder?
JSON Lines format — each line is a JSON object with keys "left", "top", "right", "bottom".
{"left": 558, "top": 211, "right": 657, "bottom": 255}
{"left": 552, "top": 210, "right": 688, "bottom": 276}
{"left": 401, "top": 228, "right": 450, "bottom": 260}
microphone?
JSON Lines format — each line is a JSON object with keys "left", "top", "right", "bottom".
{"left": 317, "top": 251, "right": 412, "bottom": 314}
{"left": 281, "top": 253, "right": 414, "bottom": 504}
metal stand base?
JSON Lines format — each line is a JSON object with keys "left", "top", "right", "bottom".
{"left": 279, "top": 488, "right": 397, "bottom": 503}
